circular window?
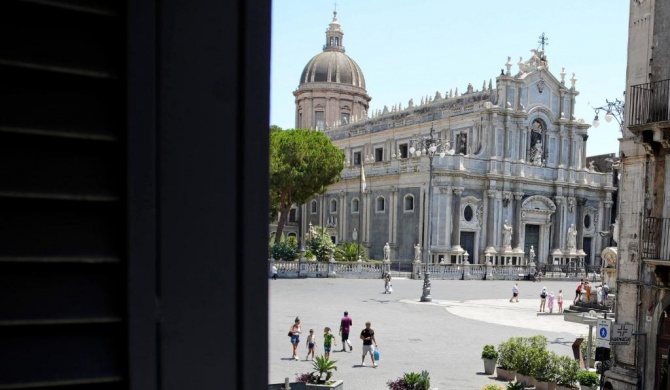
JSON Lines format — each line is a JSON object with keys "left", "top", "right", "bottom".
{"left": 584, "top": 214, "right": 591, "bottom": 229}
{"left": 464, "top": 205, "right": 473, "bottom": 221}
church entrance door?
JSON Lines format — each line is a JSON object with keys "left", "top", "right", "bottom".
{"left": 524, "top": 224, "right": 540, "bottom": 262}
{"left": 460, "top": 232, "right": 475, "bottom": 263}
{"left": 583, "top": 237, "right": 592, "bottom": 265}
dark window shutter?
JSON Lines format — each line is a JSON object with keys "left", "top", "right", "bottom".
{"left": 0, "top": 1, "right": 126, "bottom": 388}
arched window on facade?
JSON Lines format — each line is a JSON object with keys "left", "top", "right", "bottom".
{"left": 330, "top": 199, "right": 337, "bottom": 213}
{"left": 404, "top": 194, "right": 414, "bottom": 211}
{"left": 310, "top": 200, "right": 317, "bottom": 214}
{"left": 376, "top": 196, "right": 385, "bottom": 212}
{"left": 351, "top": 198, "right": 359, "bottom": 213}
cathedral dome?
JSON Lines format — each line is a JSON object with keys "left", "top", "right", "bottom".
{"left": 299, "top": 51, "right": 366, "bottom": 89}
{"left": 298, "top": 11, "right": 366, "bottom": 90}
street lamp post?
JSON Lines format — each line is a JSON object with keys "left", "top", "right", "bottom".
{"left": 409, "top": 124, "right": 453, "bottom": 302}
{"left": 591, "top": 98, "right": 625, "bottom": 133}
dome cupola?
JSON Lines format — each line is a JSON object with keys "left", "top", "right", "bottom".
{"left": 294, "top": 11, "right": 371, "bottom": 130}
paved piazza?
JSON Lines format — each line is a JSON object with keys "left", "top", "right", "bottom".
{"left": 269, "top": 277, "right": 593, "bottom": 390}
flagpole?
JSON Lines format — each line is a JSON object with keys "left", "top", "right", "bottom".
{"left": 357, "top": 164, "right": 365, "bottom": 261}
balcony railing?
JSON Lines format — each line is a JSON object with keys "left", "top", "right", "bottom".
{"left": 642, "top": 217, "right": 670, "bottom": 260}
{"left": 629, "top": 79, "right": 670, "bottom": 126}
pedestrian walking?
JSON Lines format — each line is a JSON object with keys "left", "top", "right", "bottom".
{"left": 510, "top": 282, "right": 519, "bottom": 302}
{"left": 305, "top": 329, "right": 317, "bottom": 361}
{"left": 339, "top": 311, "right": 353, "bottom": 352}
{"left": 557, "top": 290, "right": 564, "bottom": 313}
{"left": 323, "top": 327, "right": 337, "bottom": 359}
{"left": 602, "top": 282, "right": 610, "bottom": 306}
{"left": 574, "top": 280, "right": 584, "bottom": 304}
{"left": 271, "top": 264, "right": 278, "bottom": 280}
{"left": 288, "top": 317, "right": 302, "bottom": 360}
{"left": 384, "top": 273, "right": 392, "bottom": 294}
{"left": 547, "top": 291, "right": 555, "bottom": 313}
{"left": 539, "top": 287, "right": 547, "bottom": 312}
{"left": 596, "top": 284, "right": 603, "bottom": 305}
{"left": 360, "top": 321, "right": 378, "bottom": 367}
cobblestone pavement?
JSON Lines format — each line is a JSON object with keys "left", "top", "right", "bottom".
{"left": 269, "top": 278, "right": 590, "bottom": 390}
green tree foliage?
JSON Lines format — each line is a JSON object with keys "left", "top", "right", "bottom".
{"left": 334, "top": 242, "right": 367, "bottom": 262}
{"left": 270, "top": 236, "right": 299, "bottom": 261}
{"left": 269, "top": 127, "right": 345, "bottom": 240}
{"left": 306, "top": 226, "right": 336, "bottom": 261}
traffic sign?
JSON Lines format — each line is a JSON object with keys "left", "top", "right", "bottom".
{"left": 611, "top": 324, "right": 633, "bottom": 345}
{"left": 596, "top": 318, "right": 611, "bottom": 347}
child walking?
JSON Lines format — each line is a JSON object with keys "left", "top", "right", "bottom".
{"left": 557, "top": 290, "right": 564, "bottom": 313}
{"left": 305, "top": 329, "right": 317, "bottom": 361}
{"left": 323, "top": 327, "right": 337, "bottom": 359}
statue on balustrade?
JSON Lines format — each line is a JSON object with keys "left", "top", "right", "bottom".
{"left": 383, "top": 242, "right": 390, "bottom": 261}
{"left": 502, "top": 220, "right": 513, "bottom": 249}
{"left": 567, "top": 224, "right": 577, "bottom": 252}
{"left": 414, "top": 243, "right": 422, "bottom": 262}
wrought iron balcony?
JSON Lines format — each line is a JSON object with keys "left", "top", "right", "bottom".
{"left": 642, "top": 217, "right": 670, "bottom": 260}
{"left": 629, "top": 79, "right": 670, "bottom": 129}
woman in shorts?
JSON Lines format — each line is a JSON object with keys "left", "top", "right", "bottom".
{"left": 288, "top": 317, "right": 302, "bottom": 360}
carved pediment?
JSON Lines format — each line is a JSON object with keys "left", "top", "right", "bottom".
{"left": 522, "top": 195, "right": 556, "bottom": 214}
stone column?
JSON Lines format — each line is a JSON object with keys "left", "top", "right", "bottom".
{"left": 339, "top": 190, "right": 346, "bottom": 240}
{"left": 558, "top": 128, "right": 565, "bottom": 167}
{"left": 451, "top": 187, "right": 464, "bottom": 252}
{"left": 602, "top": 200, "right": 614, "bottom": 250}
{"left": 568, "top": 129, "right": 575, "bottom": 169}
{"left": 388, "top": 186, "right": 397, "bottom": 245}
{"left": 552, "top": 196, "right": 566, "bottom": 254}
{"left": 576, "top": 198, "right": 587, "bottom": 255}
{"left": 440, "top": 187, "right": 453, "bottom": 247}
{"left": 485, "top": 189, "right": 497, "bottom": 253}
{"left": 504, "top": 121, "right": 511, "bottom": 160}
{"left": 513, "top": 192, "right": 524, "bottom": 251}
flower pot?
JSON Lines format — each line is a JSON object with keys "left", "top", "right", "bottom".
{"left": 535, "top": 380, "right": 557, "bottom": 390}
{"left": 516, "top": 373, "right": 536, "bottom": 387}
{"left": 306, "top": 380, "right": 344, "bottom": 390}
{"left": 496, "top": 367, "right": 516, "bottom": 382}
{"left": 482, "top": 358, "right": 496, "bottom": 375}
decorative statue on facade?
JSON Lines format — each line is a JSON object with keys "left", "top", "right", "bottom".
{"left": 529, "top": 119, "right": 543, "bottom": 165}
{"left": 383, "top": 242, "right": 390, "bottom": 261}
{"left": 530, "top": 139, "right": 543, "bottom": 165}
{"left": 414, "top": 243, "right": 422, "bottom": 262}
{"left": 567, "top": 224, "right": 577, "bottom": 252}
{"left": 529, "top": 245, "right": 536, "bottom": 262}
{"left": 457, "top": 134, "right": 467, "bottom": 155}
{"left": 502, "top": 220, "right": 513, "bottom": 249}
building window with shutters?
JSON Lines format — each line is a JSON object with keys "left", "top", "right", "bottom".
{"left": 353, "top": 151, "right": 361, "bottom": 166}
{"left": 375, "top": 147, "right": 383, "bottom": 162}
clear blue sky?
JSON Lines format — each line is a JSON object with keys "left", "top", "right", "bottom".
{"left": 271, "top": 0, "right": 629, "bottom": 157}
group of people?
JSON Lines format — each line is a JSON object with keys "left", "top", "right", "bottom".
{"left": 574, "top": 279, "right": 610, "bottom": 305}
{"left": 383, "top": 272, "right": 392, "bottom": 294}
{"left": 538, "top": 287, "right": 563, "bottom": 313}
{"left": 288, "top": 311, "right": 379, "bottom": 367}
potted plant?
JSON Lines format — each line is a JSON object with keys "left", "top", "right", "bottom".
{"left": 576, "top": 371, "right": 599, "bottom": 390}
{"left": 482, "top": 344, "right": 498, "bottom": 375}
{"left": 556, "top": 355, "right": 580, "bottom": 390}
{"left": 386, "top": 370, "right": 430, "bottom": 390}
{"left": 534, "top": 351, "right": 560, "bottom": 390}
{"left": 506, "top": 381, "right": 526, "bottom": 390}
{"left": 497, "top": 337, "right": 521, "bottom": 382}
{"left": 295, "top": 355, "right": 343, "bottom": 389}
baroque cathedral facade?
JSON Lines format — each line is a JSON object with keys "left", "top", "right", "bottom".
{"left": 287, "top": 12, "right": 615, "bottom": 266}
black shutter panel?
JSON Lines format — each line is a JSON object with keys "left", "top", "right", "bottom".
{"left": 0, "top": 1, "right": 126, "bottom": 388}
